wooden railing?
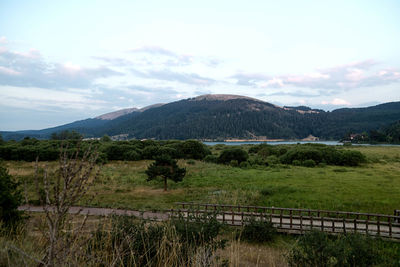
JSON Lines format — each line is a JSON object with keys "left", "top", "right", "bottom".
{"left": 172, "top": 203, "right": 400, "bottom": 240}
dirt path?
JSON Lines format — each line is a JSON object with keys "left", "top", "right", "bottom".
{"left": 18, "top": 205, "right": 169, "bottom": 221}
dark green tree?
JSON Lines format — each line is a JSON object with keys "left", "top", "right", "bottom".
{"left": 145, "top": 154, "right": 186, "bottom": 191}
{"left": 0, "top": 163, "right": 23, "bottom": 227}
{"left": 218, "top": 148, "right": 248, "bottom": 164}
{"left": 100, "top": 135, "right": 112, "bottom": 142}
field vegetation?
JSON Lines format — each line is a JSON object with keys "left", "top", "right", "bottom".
{"left": 1, "top": 140, "right": 400, "bottom": 265}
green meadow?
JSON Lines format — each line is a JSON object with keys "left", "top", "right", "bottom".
{"left": 7, "top": 145, "right": 400, "bottom": 214}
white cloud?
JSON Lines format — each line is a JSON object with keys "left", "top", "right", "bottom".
{"left": 0, "top": 86, "right": 107, "bottom": 111}
{"left": 321, "top": 98, "right": 351, "bottom": 106}
{"left": 231, "top": 60, "right": 400, "bottom": 92}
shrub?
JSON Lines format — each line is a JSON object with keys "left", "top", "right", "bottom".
{"left": 218, "top": 148, "right": 249, "bottom": 164}
{"left": 292, "top": 159, "right": 301, "bottom": 166}
{"left": 266, "top": 155, "right": 280, "bottom": 165}
{"left": 123, "top": 150, "right": 141, "bottom": 161}
{"left": 141, "top": 145, "right": 160, "bottom": 159}
{"left": 302, "top": 159, "right": 316, "bottom": 167}
{"left": 204, "top": 155, "right": 218, "bottom": 163}
{"left": 179, "top": 140, "right": 211, "bottom": 160}
{"left": 0, "top": 163, "right": 23, "bottom": 228}
{"left": 286, "top": 231, "right": 381, "bottom": 267}
{"left": 248, "top": 156, "right": 265, "bottom": 166}
{"left": 260, "top": 188, "right": 273, "bottom": 196}
{"left": 241, "top": 218, "right": 276, "bottom": 243}
{"left": 230, "top": 160, "right": 239, "bottom": 167}
{"left": 239, "top": 161, "right": 250, "bottom": 168}
{"left": 339, "top": 150, "right": 366, "bottom": 166}
{"left": 172, "top": 214, "right": 223, "bottom": 247}
{"left": 258, "top": 146, "right": 277, "bottom": 159}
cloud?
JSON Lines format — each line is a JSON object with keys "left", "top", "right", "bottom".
{"left": 0, "top": 47, "right": 124, "bottom": 89}
{"left": 231, "top": 60, "right": 400, "bottom": 91}
{"left": 131, "top": 68, "right": 215, "bottom": 86}
{"left": 129, "top": 45, "right": 193, "bottom": 66}
{"left": 321, "top": 98, "right": 351, "bottom": 106}
{"left": 92, "top": 56, "right": 133, "bottom": 66}
{"left": 230, "top": 73, "right": 270, "bottom": 86}
{"left": 0, "top": 86, "right": 107, "bottom": 111}
{"left": 0, "top": 36, "right": 7, "bottom": 44}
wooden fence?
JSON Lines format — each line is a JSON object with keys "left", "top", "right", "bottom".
{"left": 172, "top": 202, "right": 400, "bottom": 240}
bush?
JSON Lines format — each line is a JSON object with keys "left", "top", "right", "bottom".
{"left": 266, "top": 155, "right": 280, "bottom": 165}
{"left": 0, "top": 163, "right": 23, "bottom": 228}
{"left": 339, "top": 150, "right": 366, "bottom": 166}
{"left": 292, "top": 159, "right": 301, "bottom": 166}
{"left": 204, "top": 155, "right": 218, "bottom": 163}
{"left": 302, "top": 159, "right": 316, "bottom": 167}
{"left": 239, "top": 161, "right": 250, "bottom": 168}
{"left": 172, "top": 214, "right": 223, "bottom": 247}
{"left": 218, "top": 148, "right": 248, "bottom": 164}
{"left": 230, "top": 160, "right": 239, "bottom": 167}
{"left": 141, "top": 145, "right": 160, "bottom": 159}
{"left": 286, "top": 231, "right": 381, "bottom": 267}
{"left": 241, "top": 218, "right": 276, "bottom": 243}
{"left": 109, "top": 216, "right": 165, "bottom": 266}
{"left": 179, "top": 140, "right": 211, "bottom": 160}
{"left": 279, "top": 144, "right": 367, "bottom": 167}
{"left": 123, "top": 150, "right": 141, "bottom": 161}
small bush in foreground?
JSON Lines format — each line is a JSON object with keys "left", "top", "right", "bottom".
{"left": 286, "top": 231, "right": 383, "bottom": 267}
{"left": 0, "top": 163, "right": 23, "bottom": 228}
{"left": 241, "top": 218, "right": 276, "bottom": 243}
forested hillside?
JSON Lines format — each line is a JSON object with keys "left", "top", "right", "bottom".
{"left": 1, "top": 95, "right": 399, "bottom": 141}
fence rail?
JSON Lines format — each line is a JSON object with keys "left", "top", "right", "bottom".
{"left": 173, "top": 202, "right": 400, "bottom": 240}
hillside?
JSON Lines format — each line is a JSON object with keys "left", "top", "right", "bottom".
{"left": 1, "top": 95, "right": 400, "bottom": 140}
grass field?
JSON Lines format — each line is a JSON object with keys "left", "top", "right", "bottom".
{"left": 6, "top": 145, "right": 400, "bottom": 214}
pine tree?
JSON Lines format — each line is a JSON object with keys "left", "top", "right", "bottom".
{"left": 145, "top": 154, "right": 186, "bottom": 191}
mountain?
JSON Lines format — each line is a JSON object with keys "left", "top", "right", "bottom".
{"left": 1, "top": 94, "right": 400, "bottom": 140}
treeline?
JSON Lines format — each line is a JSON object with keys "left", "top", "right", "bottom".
{"left": 206, "top": 143, "right": 366, "bottom": 167}
{"left": 0, "top": 137, "right": 211, "bottom": 163}
{"left": 343, "top": 120, "right": 400, "bottom": 144}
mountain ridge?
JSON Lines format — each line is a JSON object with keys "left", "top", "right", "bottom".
{"left": 1, "top": 94, "right": 399, "bottom": 141}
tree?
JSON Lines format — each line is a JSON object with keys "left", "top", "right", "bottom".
{"left": 0, "top": 162, "right": 23, "bottom": 228}
{"left": 145, "top": 154, "right": 186, "bottom": 191}
{"left": 50, "top": 130, "right": 82, "bottom": 140}
{"left": 100, "top": 135, "right": 112, "bottom": 142}
{"left": 38, "top": 144, "right": 100, "bottom": 266}
{"left": 218, "top": 148, "right": 248, "bottom": 164}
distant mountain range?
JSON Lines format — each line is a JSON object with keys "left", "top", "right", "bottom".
{"left": 2, "top": 94, "right": 400, "bottom": 141}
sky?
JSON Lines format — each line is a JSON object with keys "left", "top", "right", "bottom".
{"left": 1, "top": 0, "right": 400, "bottom": 130}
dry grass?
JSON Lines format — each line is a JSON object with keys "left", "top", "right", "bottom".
{"left": 218, "top": 237, "right": 288, "bottom": 267}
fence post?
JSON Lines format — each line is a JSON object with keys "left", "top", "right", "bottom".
{"left": 280, "top": 210, "right": 283, "bottom": 228}
{"left": 290, "top": 210, "right": 293, "bottom": 229}
{"left": 343, "top": 218, "right": 346, "bottom": 234}
{"left": 300, "top": 214, "right": 303, "bottom": 233}
{"left": 389, "top": 217, "right": 392, "bottom": 238}
{"left": 354, "top": 218, "right": 357, "bottom": 233}
{"left": 231, "top": 207, "right": 234, "bottom": 225}
{"left": 321, "top": 217, "right": 324, "bottom": 232}
{"left": 377, "top": 216, "right": 380, "bottom": 236}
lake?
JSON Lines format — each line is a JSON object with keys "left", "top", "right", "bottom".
{"left": 203, "top": 141, "right": 400, "bottom": 146}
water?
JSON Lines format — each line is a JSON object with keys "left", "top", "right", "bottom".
{"left": 203, "top": 141, "right": 400, "bottom": 146}
{"left": 203, "top": 141, "right": 342, "bottom": 146}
